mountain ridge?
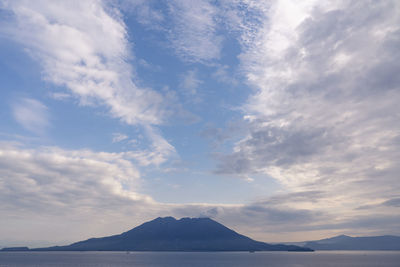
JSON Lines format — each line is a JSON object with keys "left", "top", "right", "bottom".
{"left": 286, "top": 234, "right": 400, "bottom": 250}
{"left": 23, "top": 217, "right": 312, "bottom": 252}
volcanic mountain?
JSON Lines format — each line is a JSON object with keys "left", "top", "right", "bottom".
{"left": 32, "top": 217, "right": 312, "bottom": 251}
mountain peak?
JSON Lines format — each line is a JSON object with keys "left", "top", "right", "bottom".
{"left": 180, "top": 217, "right": 212, "bottom": 221}
{"left": 153, "top": 216, "right": 177, "bottom": 222}
{"left": 336, "top": 234, "right": 351, "bottom": 238}
{"left": 153, "top": 216, "right": 212, "bottom": 221}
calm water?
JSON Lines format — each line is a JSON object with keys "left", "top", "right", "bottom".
{"left": 0, "top": 251, "right": 399, "bottom": 267}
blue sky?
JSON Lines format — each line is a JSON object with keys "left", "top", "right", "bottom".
{"left": 1, "top": 0, "right": 400, "bottom": 247}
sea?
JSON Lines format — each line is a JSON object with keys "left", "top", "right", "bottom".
{"left": 0, "top": 251, "right": 400, "bottom": 267}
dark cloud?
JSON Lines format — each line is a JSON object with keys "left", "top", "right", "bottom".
{"left": 215, "top": 125, "right": 338, "bottom": 174}
{"left": 382, "top": 198, "right": 400, "bottom": 207}
{"left": 242, "top": 204, "right": 317, "bottom": 224}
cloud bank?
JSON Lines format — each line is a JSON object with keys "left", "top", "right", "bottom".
{"left": 215, "top": 0, "right": 400, "bottom": 234}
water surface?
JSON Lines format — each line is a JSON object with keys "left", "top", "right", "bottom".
{"left": 1, "top": 251, "right": 399, "bottom": 267}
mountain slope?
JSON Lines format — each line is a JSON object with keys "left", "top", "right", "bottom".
{"left": 304, "top": 235, "right": 400, "bottom": 250}
{"left": 33, "top": 217, "right": 312, "bottom": 251}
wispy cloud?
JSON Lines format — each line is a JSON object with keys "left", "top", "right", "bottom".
{"left": 123, "top": 0, "right": 223, "bottom": 63}
{"left": 12, "top": 98, "right": 49, "bottom": 135}
{"left": 180, "top": 70, "right": 202, "bottom": 95}
{"left": 212, "top": 64, "right": 238, "bottom": 86}
{"left": 179, "top": 69, "right": 203, "bottom": 103}
{"left": 126, "top": 125, "right": 176, "bottom": 166}
{"left": 112, "top": 133, "right": 128, "bottom": 143}
{"left": 48, "top": 92, "right": 71, "bottom": 100}
{"left": 167, "top": 0, "right": 222, "bottom": 63}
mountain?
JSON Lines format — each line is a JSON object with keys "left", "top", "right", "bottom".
{"left": 32, "top": 217, "right": 312, "bottom": 251}
{"left": 303, "top": 235, "right": 400, "bottom": 250}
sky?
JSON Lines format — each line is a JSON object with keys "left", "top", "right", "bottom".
{"left": 0, "top": 0, "right": 399, "bottom": 247}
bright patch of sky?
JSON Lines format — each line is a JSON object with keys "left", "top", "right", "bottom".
{"left": 0, "top": 0, "right": 400, "bottom": 246}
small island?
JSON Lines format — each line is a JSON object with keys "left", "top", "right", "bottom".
{"left": 1, "top": 247, "right": 29, "bottom": 251}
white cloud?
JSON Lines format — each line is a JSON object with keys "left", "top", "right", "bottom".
{"left": 0, "top": 142, "right": 149, "bottom": 208}
{"left": 2, "top": 0, "right": 166, "bottom": 125}
{"left": 126, "top": 125, "right": 176, "bottom": 166}
{"left": 1, "top": 0, "right": 176, "bottom": 164}
{"left": 216, "top": 0, "right": 400, "bottom": 234}
{"left": 112, "top": 133, "right": 128, "bottom": 143}
{"left": 12, "top": 98, "right": 49, "bottom": 135}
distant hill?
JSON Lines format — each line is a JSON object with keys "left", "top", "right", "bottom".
{"left": 302, "top": 235, "right": 400, "bottom": 250}
{"left": 31, "top": 217, "right": 312, "bottom": 251}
